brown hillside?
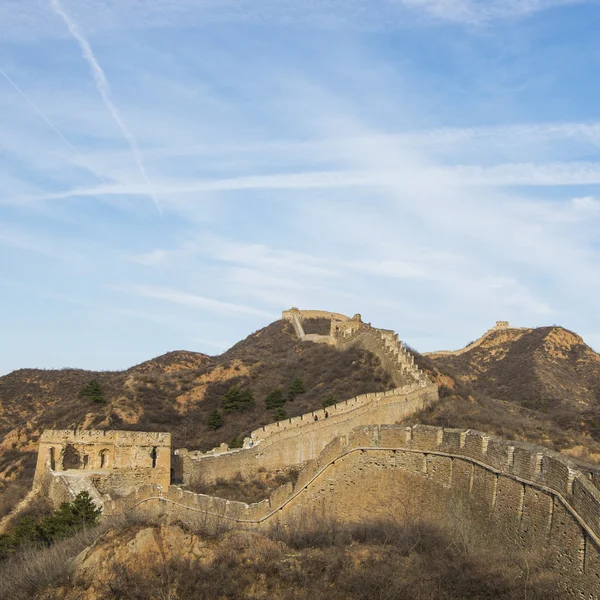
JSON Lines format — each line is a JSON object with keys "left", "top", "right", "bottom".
{"left": 406, "top": 326, "right": 600, "bottom": 462}
{"left": 1, "top": 521, "right": 555, "bottom": 600}
{"left": 0, "top": 320, "right": 392, "bottom": 518}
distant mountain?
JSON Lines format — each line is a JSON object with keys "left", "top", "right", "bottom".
{"left": 409, "top": 326, "right": 600, "bottom": 464}
{"left": 4, "top": 319, "right": 600, "bottom": 524}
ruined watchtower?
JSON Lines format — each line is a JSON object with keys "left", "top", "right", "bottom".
{"left": 34, "top": 429, "right": 171, "bottom": 502}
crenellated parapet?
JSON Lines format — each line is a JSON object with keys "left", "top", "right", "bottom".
{"left": 425, "top": 321, "right": 530, "bottom": 357}
{"left": 105, "top": 423, "right": 600, "bottom": 598}
{"left": 282, "top": 308, "right": 431, "bottom": 388}
{"left": 173, "top": 311, "right": 438, "bottom": 484}
{"left": 34, "top": 429, "right": 171, "bottom": 506}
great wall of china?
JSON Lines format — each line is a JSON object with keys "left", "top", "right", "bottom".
{"left": 424, "top": 320, "right": 531, "bottom": 357}
{"left": 28, "top": 309, "right": 600, "bottom": 597}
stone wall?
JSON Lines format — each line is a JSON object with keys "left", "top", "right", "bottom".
{"left": 177, "top": 310, "right": 437, "bottom": 485}
{"left": 34, "top": 429, "right": 171, "bottom": 505}
{"left": 281, "top": 308, "right": 361, "bottom": 345}
{"left": 106, "top": 424, "right": 600, "bottom": 598}
{"left": 425, "top": 321, "right": 530, "bottom": 357}
{"left": 180, "top": 383, "right": 438, "bottom": 484}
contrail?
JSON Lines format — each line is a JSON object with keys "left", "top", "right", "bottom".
{"left": 49, "top": 0, "right": 161, "bottom": 214}
{"left": 0, "top": 65, "right": 131, "bottom": 201}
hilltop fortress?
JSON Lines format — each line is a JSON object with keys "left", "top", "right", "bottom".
{"left": 30, "top": 310, "right": 600, "bottom": 598}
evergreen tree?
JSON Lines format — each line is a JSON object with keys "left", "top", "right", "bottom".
{"left": 222, "top": 386, "right": 255, "bottom": 412}
{"left": 206, "top": 409, "right": 224, "bottom": 430}
{"left": 222, "top": 386, "right": 241, "bottom": 412}
{"left": 0, "top": 491, "right": 101, "bottom": 559}
{"left": 273, "top": 407, "right": 288, "bottom": 421}
{"left": 265, "top": 389, "right": 285, "bottom": 410}
{"left": 238, "top": 388, "right": 255, "bottom": 411}
{"left": 287, "top": 377, "right": 306, "bottom": 401}
{"left": 78, "top": 379, "right": 105, "bottom": 403}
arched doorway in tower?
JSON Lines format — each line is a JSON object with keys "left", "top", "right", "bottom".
{"left": 48, "top": 447, "right": 56, "bottom": 470}
{"left": 62, "top": 444, "right": 82, "bottom": 470}
{"left": 99, "top": 449, "right": 109, "bottom": 469}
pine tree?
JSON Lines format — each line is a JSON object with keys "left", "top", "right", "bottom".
{"left": 78, "top": 379, "right": 105, "bottom": 403}
{"left": 238, "top": 388, "right": 255, "bottom": 411}
{"left": 67, "top": 491, "right": 102, "bottom": 526}
{"left": 0, "top": 492, "right": 101, "bottom": 557}
{"left": 273, "top": 407, "right": 288, "bottom": 421}
{"left": 222, "top": 386, "right": 241, "bottom": 412}
{"left": 206, "top": 409, "right": 224, "bottom": 430}
{"left": 222, "top": 386, "right": 255, "bottom": 412}
{"left": 288, "top": 377, "right": 306, "bottom": 401}
{"left": 265, "top": 389, "right": 285, "bottom": 410}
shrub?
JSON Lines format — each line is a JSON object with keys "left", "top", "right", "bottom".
{"left": 78, "top": 379, "right": 105, "bottom": 403}
{"left": 323, "top": 395, "right": 336, "bottom": 408}
{"left": 229, "top": 436, "right": 244, "bottom": 449}
{"left": 206, "top": 410, "right": 224, "bottom": 430}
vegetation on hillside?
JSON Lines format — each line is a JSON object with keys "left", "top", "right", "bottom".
{"left": 406, "top": 327, "right": 600, "bottom": 462}
{"left": 0, "top": 492, "right": 101, "bottom": 560}
{"left": 0, "top": 515, "right": 558, "bottom": 600}
{"left": 0, "top": 320, "right": 393, "bottom": 518}
{"left": 77, "top": 380, "right": 105, "bottom": 404}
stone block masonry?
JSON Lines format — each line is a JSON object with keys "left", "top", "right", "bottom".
{"left": 181, "top": 383, "right": 438, "bottom": 484}
{"left": 34, "top": 429, "right": 171, "bottom": 506}
{"left": 180, "top": 309, "right": 437, "bottom": 484}
{"left": 106, "top": 424, "right": 600, "bottom": 598}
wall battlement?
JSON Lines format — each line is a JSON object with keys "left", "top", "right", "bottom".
{"left": 177, "top": 311, "right": 438, "bottom": 484}
{"left": 105, "top": 423, "right": 600, "bottom": 598}
{"left": 179, "top": 382, "right": 438, "bottom": 484}
{"left": 424, "top": 321, "right": 531, "bottom": 357}
{"left": 34, "top": 429, "right": 171, "bottom": 503}
{"left": 39, "top": 429, "right": 170, "bottom": 445}
{"left": 282, "top": 308, "right": 430, "bottom": 388}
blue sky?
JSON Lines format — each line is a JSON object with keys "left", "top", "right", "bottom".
{"left": 1, "top": 0, "right": 600, "bottom": 375}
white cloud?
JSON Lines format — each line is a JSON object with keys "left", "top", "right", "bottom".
{"left": 0, "top": 0, "right": 587, "bottom": 42}
{"left": 49, "top": 0, "right": 161, "bottom": 213}
{"left": 0, "top": 227, "right": 87, "bottom": 264}
{"left": 115, "top": 285, "right": 278, "bottom": 319}
{"left": 401, "top": 0, "right": 584, "bottom": 23}
{"left": 571, "top": 196, "right": 600, "bottom": 213}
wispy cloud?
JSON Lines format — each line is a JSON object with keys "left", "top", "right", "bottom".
{"left": 401, "top": 0, "right": 584, "bottom": 24}
{"left": 1, "top": 0, "right": 598, "bottom": 374}
{"left": 49, "top": 0, "right": 161, "bottom": 213}
{"left": 0, "top": 0, "right": 586, "bottom": 42}
{"left": 115, "top": 285, "right": 278, "bottom": 320}
{"left": 16, "top": 158, "right": 600, "bottom": 205}
{"left": 0, "top": 226, "right": 88, "bottom": 264}
{"left": 0, "top": 65, "right": 128, "bottom": 196}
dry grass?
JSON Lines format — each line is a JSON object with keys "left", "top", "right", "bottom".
{"left": 0, "top": 524, "right": 107, "bottom": 600}
{"left": 186, "top": 468, "right": 300, "bottom": 504}
{"left": 88, "top": 517, "right": 557, "bottom": 600}
{"left": 409, "top": 344, "right": 600, "bottom": 461}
